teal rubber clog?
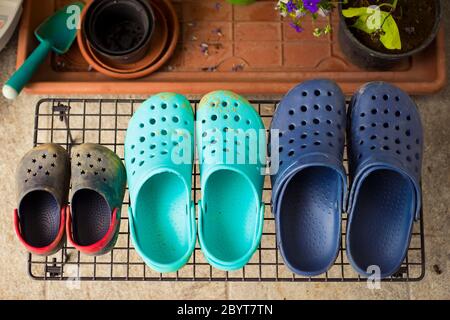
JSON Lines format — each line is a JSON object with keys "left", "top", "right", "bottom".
{"left": 125, "top": 93, "right": 196, "bottom": 273}
{"left": 196, "top": 91, "right": 266, "bottom": 271}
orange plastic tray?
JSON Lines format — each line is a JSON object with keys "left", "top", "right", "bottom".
{"left": 17, "top": 0, "right": 447, "bottom": 95}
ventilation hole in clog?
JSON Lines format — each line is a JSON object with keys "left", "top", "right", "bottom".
{"left": 161, "top": 103, "right": 167, "bottom": 109}
{"left": 314, "top": 141, "right": 321, "bottom": 146}
{"left": 383, "top": 94, "right": 389, "bottom": 101}
{"left": 407, "top": 145, "right": 411, "bottom": 150}
{"left": 38, "top": 165, "right": 43, "bottom": 170}
{"left": 383, "top": 123, "right": 389, "bottom": 129}
{"left": 150, "top": 119, "right": 156, "bottom": 125}
{"left": 53, "top": 154, "right": 57, "bottom": 159}
{"left": 97, "top": 158, "right": 102, "bottom": 163}
{"left": 406, "top": 156, "right": 412, "bottom": 162}
{"left": 202, "top": 132, "right": 207, "bottom": 138}
{"left": 161, "top": 117, "right": 167, "bottom": 122}
{"left": 405, "top": 130, "right": 411, "bottom": 137}
{"left": 289, "top": 109, "right": 295, "bottom": 115}
{"left": 202, "top": 119, "right": 206, "bottom": 124}
{"left": 415, "top": 153, "right": 420, "bottom": 160}
{"left": 80, "top": 170, "right": 85, "bottom": 175}
{"left": 89, "top": 164, "right": 94, "bottom": 168}
{"left": 279, "top": 147, "right": 283, "bottom": 153}
{"left": 337, "top": 124, "right": 342, "bottom": 130}
{"left": 358, "top": 154, "right": 363, "bottom": 160}
{"left": 140, "top": 137, "right": 146, "bottom": 143}
{"left": 371, "top": 123, "right": 376, "bottom": 128}
{"left": 233, "top": 102, "right": 239, "bottom": 107}
{"left": 139, "top": 123, "right": 145, "bottom": 128}
{"left": 395, "top": 111, "right": 401, "bottom": 117}
{"left": 301, "top": 121, "right": 307, "bottom": 126}
{"left": 328, "top": 91, "right": 333, "bottom": 96}
{"left": 301, "top": 134, "right": 307, "bottom": 139}
{"left": 395, "top": 138, "right": 401, "bottom": 144}
{"left": 300, "top": 106, "right": 307, "bottom": 112}
{"left": 327, "top": 132, "right": 334, "bottom": 138}
{"left": 360, "top": 113, "right": 365, "bottom": 117}
{"left": 395, "top": 96, "right": 400, "bottom": 102}
{"left": 45, "top": 171, "right": 50, "bottom": 176}
{"left": 27, "top": 169, "right": 31, "bottom": 174}
{"left": 161, "top": 151, "right": 168, "bottom": 155}
{"left": 289, "top": 139, "right": 295, "bottom": 144}
{"left": 313, "top": 118, "right": 320, "bottom": 125}
{"left": 279, "top": 161, "right": 284, "bottom": 166}
{"left": 359, "top": 140, "right": 364, "bottom": 145}
{"left": 288, "top": 150, "right": 295, "bottom": 157}
{"left": 234, "top": 115, "right": 241, "bottom": 122}
{"left": 325, "top": 105, "right": 332, "bottom": 112}
{"left": 302, "top": 91, "right": 307, "bottom": 97}
{"left": 395, "top": 125, "right": 400, "bottom": 131}
{"left": 42, "top": 154, "right": 47, "bottom": 159}
{"left": 370, "top": 146, "right": 376, "bottom": 150}
{"left": 329, "top": 142, "right": 334, "bottom": 148}
{"left": 246, "top": 120, "right": 251, "bottom": 125}
{"left": 103, "top": 178, "right": 107, "bottom": 182}
{"left": 223, "top": 127, "right": 229, "bottom": 133}
{"left": 396, "top": 150, "right": 401, "bottom": 155}
{"left": 174, "top": 104, "right": 178, "bottom": 109}
{"left": 314, "top": 131, "right": 320, "bottom": 136}
{"left": 314, "top": 90, "right": 321, "bottom": 96}
{"left": 222, "top": 101, "right": 228, "bottom": 107}
{"left": 222, "top": 115, "right": 228, "bottom": 120}
{"left": 94, "top": 172, "right": 98, "bottom": 176}
{"left": 211, "top": 115, "right": 218, "bottom": 121}
{"left": 150, "top": 144, "right": 156, "bottom": 150}
{"left": 360, "top": 126, "right": 366, "bottom": 131}
{"left": 279, "top": 132, "right": 283, "bottom": 137}
{"left": 150, "top": 105, "right": 155, "bottom": 110}
{"left": 131, "top": 145, "right": 135, "bottom": 150}
{"left": 51, "top": 163, "right": 55, "bottom": 168}
{"left": 211, "top": 150, "right": 216, "bottom": 155}
{"left": 371, "top": 109, "right": 377, "bottom": 115}
{"left": 384, "top": 136, "right": 389, "bottom": 141}
{"left": 314, "top": 105, "right": 319, "bottom": 110}
{"left": 416, "top": 139, "right": 420, "bottom": 145}
{"left": 383, "top": 146, "right": 390, "bottom": 151}
{"left": 301, "top": 145, "right": 307, "bottom": 149}
{"left": 87, "top": 153, "right": 92, "bottom": 158}
{"left": 406, "top": 115, "right": 411, "bottom": 121}
{"left": 161, "top": 130, "right": 168, "bottom": 136}
{"left": 102, "top": 168, "right": 106, "bottom": 172}
{"left": 289, "top": 124, "right": 295, "bottom": 131}
{"left": 326, "top": 120, "right": 332, "bottom": 125}
{"left": 372, "top": 95, "right": 376, "bottom": 100}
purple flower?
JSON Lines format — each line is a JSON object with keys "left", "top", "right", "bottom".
{"left": 303, "top": 0, "right": 320, "bottom": 13}
{"left": 289, "top": 22, "right": 304, "bottom": 33}
{"left": 286, "top": 0, "right": 297, "bottom": 13}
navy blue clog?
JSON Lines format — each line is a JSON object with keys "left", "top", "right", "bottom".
{"left": 346, "top": 82, "right": 423, "bottom": 278}
{"left": 270, "top": 79, "right": 347, "bottom": 276}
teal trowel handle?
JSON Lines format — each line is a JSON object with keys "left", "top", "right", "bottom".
{"left": 3, "top": 40, "right": 52, "bottom": 100}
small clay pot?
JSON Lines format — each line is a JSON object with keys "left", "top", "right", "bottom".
{"left": 338, "top": 0, "right": 442, "bottom": 69}
{"left": 84, "top": 0, "right": 155, "bottom": 64}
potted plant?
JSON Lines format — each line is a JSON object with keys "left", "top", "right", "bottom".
{"left": 227, "top": 0, "right": 256, "bottom": 5}
{"left": 339, "top": 0, "right": 442, "bottom": 69}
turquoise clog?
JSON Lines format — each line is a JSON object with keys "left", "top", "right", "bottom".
{"left": 125, "top": 93, "right": 196, "bottom": 273}
{"left": 196, "top": 91, "right": 266, "bottom": 271}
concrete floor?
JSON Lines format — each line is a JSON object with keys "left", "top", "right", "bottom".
{"left": 0, "top": 7, "right": 448, "bottom": 300}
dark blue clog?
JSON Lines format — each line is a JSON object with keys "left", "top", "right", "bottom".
{"left": 270, "top": 79, "right": 347, "bottom": 276}
{"left": 346, "top": 82, "right": 423, "bottom": 278}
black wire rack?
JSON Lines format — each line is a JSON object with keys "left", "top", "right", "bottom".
{"left": 28, "top": 98, "right": 425, "bottom": 282}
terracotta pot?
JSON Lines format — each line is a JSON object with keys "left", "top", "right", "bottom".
{"left": 338, "top": 0, "right": 442, "bottom": 69}
{"left": 84, "top": 0, "right": 155, "bottom": 64}
{"left": 78, "top": 0, "right": 179, "bottom": 79}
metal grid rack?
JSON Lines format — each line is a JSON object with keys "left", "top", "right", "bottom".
{"left": 28, "top": 98, "right": 425, "bottom": 282}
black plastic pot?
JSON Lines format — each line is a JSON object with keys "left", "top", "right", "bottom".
{"left": 84, "top": 0, "right": 155, "bottom": 64}
{"left": 338, "top": 0, "right": 442, "bottom": 70}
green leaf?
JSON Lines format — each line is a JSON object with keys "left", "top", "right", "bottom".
{"left": 342, "top": 7, "right": 375, "bottom": 18}
{"left": 380, "top": 15, "right": 402, "bottom": 50}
